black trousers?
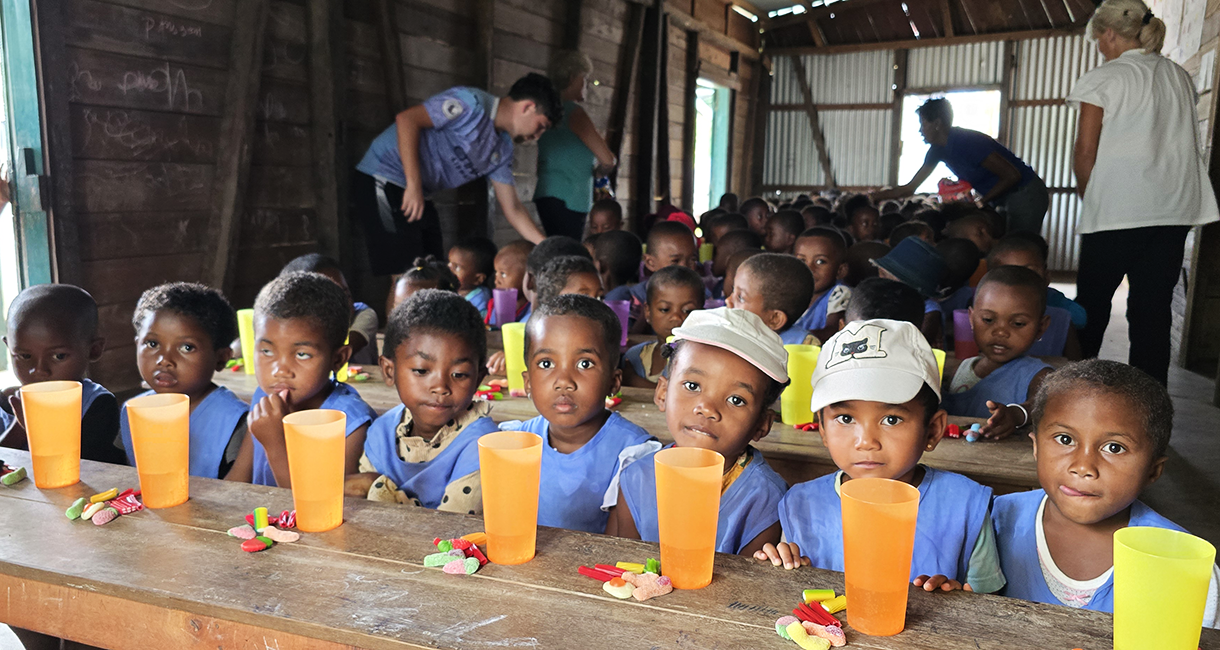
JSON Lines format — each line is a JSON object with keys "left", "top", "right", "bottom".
{"left": 535, "top": 195, "right": 587, "bottom": 240}
{"left": 353, "top": 172, "right": 444, "bottom": 276}
{"left": 1075, "top": 225, "right": 1190, "bottom": 386}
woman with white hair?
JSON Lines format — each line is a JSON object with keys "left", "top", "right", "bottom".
{"left": 1070, "top": 0, "right": 1219, "bottom": 386}
{"left": 534, "top": 50, "right": 617, "bottom": 239}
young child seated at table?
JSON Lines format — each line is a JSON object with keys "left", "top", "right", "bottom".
{"left": 792, "top": 227, "right": 852, "bottom": 343}
{"left": 873, "top": 237, "right": 948, "bottom": 349}
{"left": 535, "top": 255, "right": 604, "bottom": 304}
{"left": 704, "top": 212, "right": 749, "bottom": 247}
{"left": 593, "top": 230, "right": 642, "bottom": 301}
{"left": 844, "top": 277, "right": 925, "bottom": 326}
{"left": 622, "top": 265, "right": 705, "bottom": 388}
{"left": 120, "top": 283, "right": 248, "bottom": 479}
{"left": 710, "top": 229, "right": 763, "bottom": 299}
{"left": 283, "top": 253, "right": 380, "bottom": 365}
{"left": 764, "top": 210, "right": 805, "bottom": 254}
{"left": 0, "top": 284, "right": 125, "bottom": 465}
{"left": 756, "top": 319, "right": 1005, "bottom": 595}
{"left": 609, "top": 308, "right": 789, "bottom": 555}
{"left": 943, "top": 266, "right": 1052, "bottom": 440}
{"left": 726, "top": 253, "right": 816, "bottom": 345}
{"left": 388, "top": 255, "right": 458, "bottom": 316}
{"left": 993, "top": 360, "right": 1219, "bottom": 622}
{"left": 587, "top": 199, "right": 624, "bottom": 235}
{"left": 447, "top": 237, "right": 497, "bottom": 320}
{"left": 498, "top": 294, "right": 656, "bottom": 534}
{"left": 721, "top": 248, "right": 762, "bottom": 304}
{"left": 619, "top": 220, "right": 700, "bottom": 301}
{"left": 740, "top": 197, "right": 771, "bottom": 236}
{"left": 485, "top": 240, "right": 534, "bottom": 328}
{"left": 988, "top": 232, "right": 1087, "bottom": 330}
{"left": 344, "top": 290, "right": 499, "bottom": 512}
{"left": 843, "top": 195, "right": 881, "bottom": 243}
{"left": 228, "top": 272, "right": 378, "bottom": 486}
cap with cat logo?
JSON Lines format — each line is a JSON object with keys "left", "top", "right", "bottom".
{"left": 809, "top": 318, "right": 941, "bottom": 413}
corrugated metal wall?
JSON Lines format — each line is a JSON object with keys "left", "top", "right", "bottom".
{"left": 907, "top": 41, "right": 1006, "bottom": 89}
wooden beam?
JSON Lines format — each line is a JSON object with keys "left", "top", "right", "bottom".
{"left": 749, "top": 57, "right": 770, "bottom": 197}
{"left": 634, "top": 1, "right": 665, "bottom": 225}
{"left": 787, "top": 54, "right": 836, "bottom": 188}
{"left": 656, "top": 13, "right": 672, "bottom": 204}
{"left": 664, "top": 0, "right": 759, "bottom": 61}
{"left": 887, "top": 49, "right": 908, "bottom": 187}
{"left": 796, "top": 2, "right": 827, "bottom": 47}
{"left": 770, "top": 27, "right": 1083, "bottom": 55}
{"left": 204, "top": 0, "right": 270, "bottom": 293}
{"left": 477, "top": 0, "right": 495, "bottom": 88}
{"left": 681, "top": 29, "right": 699, "bottom": 214}
{"left": 770, "top": 102, "right": 894, "bottom": 111}
{"left": 939, "top": 0, "right": 956, "bottom": 37}
{"left": 308, "top": 0, "right": 341, "bottom": 261}
{"left": 564, "top": 0, "right": 584, "bottom": 50}
{"left": 374, "top": 0, "right": 408, "bottom": 114}
{"left": 607, "top": 2, "right": 646, "bottom": 166}
{"left": 997, "top": 40, "right": 1015, "bottom": 146}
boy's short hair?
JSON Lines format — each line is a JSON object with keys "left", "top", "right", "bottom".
{"left": 976, "top": 265, "right": 1047, "bottom": 315}
{"left": 879, "top": 212, "right": 904, "bottom": 240}
{"left": 888, "top": 220, "right": 934, "bottom": 248}
{"left": 646, "top": 265, "right": 706, "bottom": 304}
{"left": 593, "top": 230, "right": 643, "bottom": 286}
{"left": 916, "top": 97, "right": 953, "bottom": 126}
{"left": 281, "top": 253, "right": 342, "bottom": 277}
{"left": 525, "top": 293, "right": 621, "bottom": 366}
{"left": 708, "top": 211, "right": 749, "bottom": 233}
{"left": 254, "top": 271, "right": 352, "bottom": 349}
{"left": 508, "top": 72, "right": 564, "bottom": 126}
{"left": 768, "top": 210, "right": 805, "bottom": 237}
{"left": 988, "top": 231, "right": 1049, "bottom": 267}
{"left": 450, "top": 236, "right": 498, "bottom": 282}
{"left": 839, "top": 193, "right": 875, "bottom": 220}
{"left": 797, "top": 226, "right": 848, "bottom": 255}
{"left": 6, "top": 284, "right": 99, "bottom": 341}
{"left": 802, "top": 205, "right": 834, "bottom": 226}
{"left": 589, "top": 199, "right": 623, "bottom": 221}
{"left": 717, "top": 228, "right": 764, "bottom": 260}
{"left": 937, "top": 238, "right": 982, "bottom": 291}
{"left": 845, "top": 277, "right": 924, "bottom": 326}
{"left": 383, "top": 288, "right": 488, "bottom": 367}
{"left": 843, "top": 241, "right": 891, "bottom": 286}
{"left": 403, "top": 255, "right": 459, "bottom": 292}
{"left": 646, "top": 220, "right": 695, "bottom": 251}
{"left": 944, "top": 212, "right": 993, "bottom": 240}
{"left": 719, "top": 192, "right": 739, "bottom": 212}
{"left": 1032, "top": 359, "right": 1173, "bottom": 458}
{"left": 739, "top": 197, "right": 769, "bottom": 216}
{"left": 535, "top": 255, "right": 600, "bottom": 306}
{"left": 739, "top": 253, "right": 815, "bottom": 327}
{"left": 526, "top": 236, "right": 591, "bottom": 276}
{"left": 132, "top": 283, "right": 238, "bottom": 351}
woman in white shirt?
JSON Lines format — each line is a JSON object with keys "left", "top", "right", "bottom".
{"left": 1070, "top": 0, "right": 1220, "bottom": 386}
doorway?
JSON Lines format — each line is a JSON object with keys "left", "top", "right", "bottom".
{"left": 896, "top": 89, "right": 1002, "bottom": 194}
{"left": 691, "top": 78, "right": 730, "bottom": 217}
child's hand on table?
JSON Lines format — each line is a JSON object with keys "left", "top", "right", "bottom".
{"left": 981, "top": 400, "right": 1022, "bottom": 439}
{"left": 913, "top": 575, "right": 973, "bottom": 592}
{"left": 486, "top": 350, "right": 506, "bottom": 376}
{"left": 344, "top": 472, "right": 379, "bottom": 498}
{"left": 753, "top": 542, "right": 811, "bottom": 570}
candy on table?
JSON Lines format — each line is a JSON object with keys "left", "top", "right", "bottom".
{"left": 346, "top": 372, "right": 371, "bottom": 382}
{"left": 92, "top": 507, "right": 120, "bottom": 526}
{"left": 486, "top": 378, "right": 508, "bottom": 389}
{"left": 228, "top": 525, "right": 257, "bottom": 540}
{"left": 796, "top": 423, "right": 819, "bottom": 432}
{"left": 965, "top": 422, "right": 982, "bottom": 443}
{"left": 81, "top": 501, "right": 107, "bottom": 521}
{"left": 254, "top": 507, "right": 269, "bottom": 531}
{"left": 255, "top": 535, "right": 274, "bottom": 548}
{"left": 605, "top": 395, "right": 622, "bottom": 409}
{"left": 620, "top": 572, "right": 672, "bottom": 601}
{"left": 775, "top": 616, "right": 800, "bottom": 639}
{"left": 578, "top": 566, "right": 620, "bottom": 582}
{"left": 466, "top": 543, "right": 489, "bottom": 566}
{"left": 594, "top": 564, "right": 625, "bottom": 577}
{"left": 278, "top": 510, "right": 296, "bottom": 529}
{"left": 602, "top": 576, "right": 635, "bottom": 599}
{"left": 448, "top": 538, "right": 473, "bottom": 551}
{"left": 803, "top": 589, "right": 835, "bottom": 604}
{"left": 89, "top": 488, "right": 118, "bottom": 504}
{"left": 442, "top": 557, "right": 480, "bottom": 575}
{"left": 436, "top": 539, "right": 453, "bottom": 552}
{"left": 109, "top": 494, "right": 144, "bottom": 515}
{"left": 820, "top": 595, "right": 847, "bottom": 614}
{"left": 801, "top": 622, "right": 846, "bottom": 648}
{"left": 615, "top": 561, "right": 644, "bottom": 574}
{"left": 0, "top": 466, "right": 26, "bottom": 486}
{"left": 241, "top": 538, "right": 270, "bottom": 552}
{"left": 461, "top": 531, "right": 487, "bottom": 546}
{"left": 425, "top": 550, "right": 466, "bottom": 567}
{"left": 261, "top": 526, "right": 300, "bottom": 543}
{"left": 65, "top": 497, "right": 89, "bottom": 520}
{"left": 644, "top": 558, "right": 660, "bottom": 574}
{"left": 785, "top": 621, "right": 831, "bottom": 650}
{"left": 508, "top": 389, "right": 527, "bottom": 398}
{"left": 475, "top": 390, "right": 503, "bottom": 401}
{"left": 793, "top": 601, "right": 840, "bottom": 628}
{"left": 944, "top": 423, "right": 961, "bottom": 438}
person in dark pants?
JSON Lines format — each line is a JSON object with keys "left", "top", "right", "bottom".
{"left": 353, "top": 74, "right": 559, "bottom": 275}
{"left": 1069, "top": 0, "right": 1218, "bottom": 385}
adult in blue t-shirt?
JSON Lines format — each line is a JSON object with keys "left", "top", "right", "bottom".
{"left": 354, "top": 74, "right": 560, "bottom": 275}
{"left": 874, "top": 98, "right": 1049, "bottom": 234}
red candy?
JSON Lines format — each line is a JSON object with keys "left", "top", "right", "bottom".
{"left": 109, "top": 494, "right": 144, "bottom": 515}
{"left": 278, "top": 510, "right": 295, "bottom": 529}
{"left": 466, "top": 543, "right": 488, "bottom": 566}
{"left": 241, "top": 538, "right": 269, "bottom": 552}
{"left": 945, "top": 423, "right": 962, "bottom": 439}
{"left": 449, "top": 538, "right": 472, "bottom": 551}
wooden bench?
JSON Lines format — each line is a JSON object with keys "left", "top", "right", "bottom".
{"left": 4, "top": 450, "right": 1202, "bottom": 650}
{"left": 213, "top": 367, "right": 1039, "bottom": 494}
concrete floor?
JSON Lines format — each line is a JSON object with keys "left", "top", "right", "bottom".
{"left": 2, "top": 280, "right": 1218, "bottom": 649}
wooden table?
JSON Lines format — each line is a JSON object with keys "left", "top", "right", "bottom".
{"left": 213, "top": 369, "right": 1039, "bottom": 494}
{"left": 5, "top": 451, "right": 1203, "bottom": 650}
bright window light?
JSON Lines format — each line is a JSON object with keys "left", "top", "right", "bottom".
{"left": 732, "top": 5, "right": 758, "bottom": 22}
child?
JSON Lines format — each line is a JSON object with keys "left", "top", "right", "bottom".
{"left": 842, "top": 240, "right": 890, "bottom": 287}
{"left": 388, "top": 255, "right": 459, "bottom": 316}
{"left": 756, "top": 319, "right": 1005, "bottom": 595}
{"left": 582, "top": 234, "right": 599, "bottom": 258}
{"left": 843, "top": 195, "right": 881, "bottom": 243}
{"left": 587, "top": 199, "right": 624, "bottom": 235}
{"left": 801, "top": 204, "right": 834, "bottom": 230}
{"left": 120, "top": 283, "right": 248, "bottom": 479}
{"left": 945, "top": 212, "right": 995, "bottom": 257}
{"left": 727, "top": 253, "right": 816, "bottom": 345}
{"left": 739, "top": 196, "right": 771, "bottom": 236}
{"left": 764, "top": 210, "right": 805, "bottom": 254}
{"left": 792, "top": 227, "right": 852, "bottom": 343}
{"left": 499, "top": 294, "right": 656, "bottom": 533}
{"left": 873, "top": 237, "right": 947, "bottom": 349}
{"left": 618, "top": 220, "right": 699, "bottom": 312}
{"left": 721, "top": 248, "right": 763, "bottom": 306}
{"left": 844, "top": 277, "right": 925, "bottom": 326}
{"left": 535, "top": 255, "right": 604, "bottom": 304}
{"left": 229, "top": 272, "right": 378, "bottom": 486}
{"left": 719, "top": 192, "right": 739, "bottom": 213}
{"left": 988, "top": 232, "right": 1087, "bottom": 329}
{"left": 609, "top": 308, "right": 789, "bottom": 555}
{"left": 889, "top": 220, "right": 935, "bottom": 248}
{"left": 0, "top": 284, "right": 125, "bottom": 465}
{"left": 595, "top": 230, "right": 643, "bottom": 302}
{"left": 522, "top": 236, "right": 593, "bottom": 321}
{"left": 705, "top": 212, "right": 749, "bottom": 246}
{"left": 993, "top": 360, "right": 1219, "bottom": 621}
{"left": 943, "top": 266, "right": 1052, "bottom": 439}
{"left": 622, "top": 265, "right": 704, "bottom": 388}
{"left": 345, "top": 290, "right": 499, "bottom": 511}
{"left": 486, "top": 240, "right": 534, "bottom": 327}
{"left": 711, "top": 229, "right": 763, "bottom": 295}
{"left": 448, "top": 236, "right": 497, "bottom": 319}
{"left": 283, "top": 253, "right": 380, "bottom": 366}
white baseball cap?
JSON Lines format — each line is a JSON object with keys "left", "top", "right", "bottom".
{"left": 809, "top": 318, "right": 940, "bottom": 412}
{"left": 671, "top": 307, "right": 789, "bottom": 383}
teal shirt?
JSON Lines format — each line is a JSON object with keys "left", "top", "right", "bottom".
{"left": 535, "top": 100, "right": 596, "bottom": 213}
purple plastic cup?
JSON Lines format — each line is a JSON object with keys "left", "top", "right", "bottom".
{"left": 606, "top": 300, "right": 630, "bottom": 347}
{"left": 493, "top": 289, "right": 519, "bottom": 328}
{"left": 952, "top": 309, "right": 978, "bottom": 359}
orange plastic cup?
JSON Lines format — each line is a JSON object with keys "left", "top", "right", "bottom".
{"left": 478, "top": 431, "right": 543, "bottom": 564}
{"left": 655, "top": 447, "right": 724, "bottom": 589}
{"left": 840, "top": 477, "right": 920, "bottom": 636}
{"left": 125, "top": 393, "right": 190, "bottom": 508}
{"left": 236, "top": 308, "right": 256, "bottom": 375}
{"left": 282, "top": 409, "right": 346, "bottom": 532}
{"left": 20, "top": 381, "right": 83, "bottom": 488}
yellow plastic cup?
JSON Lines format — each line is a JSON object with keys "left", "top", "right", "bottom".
{"left": 780, "top": 344, "right": 819, "bottom": 426}
{"left": 655, "top": 447, "right": 724, "bottom": 589}
{"left": 283, "top": 409, "right": 346, "bottom": 532}
{"left": 841, "top": 477, "right": 920, "bottom": 636}
{"left": 20, "top": 381, "right": 82, "bottom": 488}
{"left": 1114, "top": 527, "right": 1216, "bottom": 649}
{"left": 125, "top": 393, "right": 190, "bottom": 508}
{"left": 237, "top": 308, "right": 256, "bottom": 375}
{"left": 478, "top": 431, "right": 543, "bottom": 564}
{"left": 698, "top": 242, "right": 714, "bottom": 263}
{"left": 502, "top": 322, "right": 527, "bottom": 394}
{"left": 932, "top": 348, "right": 946, "bottom": 381}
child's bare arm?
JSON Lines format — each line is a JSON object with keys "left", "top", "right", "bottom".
{"left": 249, "top": 391, "right": 292, "bottom": 487}
{"left": 224, "top": 434, "right": 254, "bottom": 482}
{"left": 1063, "top": 325, "right": 1083, "bottom": 361}
{"left": 739, "top": 521, "right": 782, "bottom": 557}
{"left": 1, "top": 391, "right": 27, "bottom": 449}
{"left": 982, "top": 367, "right": 1052, "bottom": 439}
{"left": 620, "top": 362, "right": 656, "bottom": 389}
{"left": 345, "top": 423, "right": 370, "bottom": 476}
{"left": 605, "top": 487, "right": 640, "bottom": 539}
{"left": 486, "top": 350, "right": 506, "bottom": 376}
{"left": 344, "top": 472, "right": 379, "bottom": 498}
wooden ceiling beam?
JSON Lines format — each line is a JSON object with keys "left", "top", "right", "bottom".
{"left": 939, "top": 0, "right": 955, "bottom": 37}
{"left": 769, "top": 26, "right": 1082, "bottom": 55}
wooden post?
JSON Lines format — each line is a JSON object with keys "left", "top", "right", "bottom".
{"left": 375, "top": 0, "right": 408, "bottom": 114}
{"left": 681, "top": 30, "right": 699, "bottom": 214}
{"left": 748, "top": 57, "right": 770, "bottom": 197}
{"left": 608, "top": 2, "right": 646, "bottom": 166}
{"left": 656, "top": 13, "right": 672, "bottom": 205}
{"left": 634, "top": 1, "right": 664, "bottom": 226}
{"left": 938, "top": 0, "right": 956, "bottom": 37}
{"left": 997, "top": 40, "right": 1016, "bottom": 147}
{"left": 788, "top": 54, "right": 837, "bottom": 188}
{"left": 308, "top": 0, "right": 342, "bottom": 261}
{"left": 888, "top": 49, "right": 908, "bottom": 187}
{"left": 564, "top": 0, "right": 584, "bottom": 51}
{"left": 204, "top": 0, "right": 270, "bottom": 293}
